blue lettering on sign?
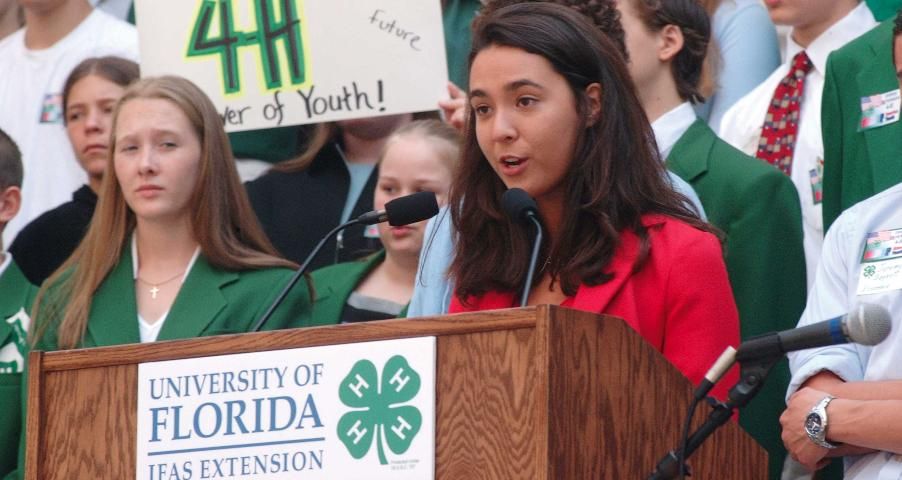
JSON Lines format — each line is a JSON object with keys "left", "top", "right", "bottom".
{"left": 149, "top": 394, "right": 323, "bottom": 444}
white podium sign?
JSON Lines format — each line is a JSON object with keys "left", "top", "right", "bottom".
{"left": 136, "top": 337, "right": 436, "bottom": 479}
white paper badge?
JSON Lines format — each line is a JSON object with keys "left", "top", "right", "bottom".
{"left": 859, "top": 89, "right": 901, "bottom": 131}
{"left": 857, "top": 227, "right": 902, "bottom": 296}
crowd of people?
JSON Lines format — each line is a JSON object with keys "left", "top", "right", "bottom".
{"left": 1, "top": 0, "right": 902, "bottom": 479}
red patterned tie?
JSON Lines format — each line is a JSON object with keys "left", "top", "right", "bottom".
{"left": 755, "top": 51, "right": 813, "bottom": 175}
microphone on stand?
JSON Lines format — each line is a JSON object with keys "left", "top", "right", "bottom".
{"left": 501, "top": 188, "right": 543, "bottom": 307}
{"left": 649, "top": 303, "right": 892, "bottom": 480}
{"left": 251, "top": 191, "right": 439, "bottom": 332}
{"left": 736, "top": 303, "right": 892, "bottom": 361}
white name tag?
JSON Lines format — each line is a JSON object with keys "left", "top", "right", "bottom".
{"left": 859, "top": 89, "right": 901, "bottom": 131}
{"left": 857, "top": 228, "right": 902, "bottom": 296}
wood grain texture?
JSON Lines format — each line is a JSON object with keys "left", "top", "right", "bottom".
{"left": 544, "top": 306, "right": 766, "bottom": 479}
{"left": 23, "top": 351, "right": 43, "bottom": 480}
{"left": 40, "top": 310, "right": 536, "bottom": 372}
{"left": 26, "top": 306, "right": 766, "bottom": 479}
{"left": 37, "top": 365, "right": 136, "bottom": 479}
{"left": 435, "top": 328, "right": 538, "bottom": 479}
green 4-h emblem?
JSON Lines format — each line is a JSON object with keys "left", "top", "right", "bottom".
{"left": 864, "top": 265, "right": 877, "bottom": 278}
{"left": 337, "top": 355, "right": 422, "bottom": 465}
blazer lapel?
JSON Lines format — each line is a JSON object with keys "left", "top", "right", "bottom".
{"left": 86, "top": 250, "right": 141, "bottom": 347}
{"left": 860, "top": 23, "right": 902, "bottom": 193}
{"left": 0, "top": 262, "right": 30, "bottom": 347}
{"left": 0, "top": 262, "right": 28, "bottom": 320}
{"left": 157, "top": 255, "right": 234, "bottom": 341}
{"left": 313, "top": 251, "right": 384, "bottom": 321}
{"left": 666, "top": 119, "right": 715, "bottom": 183}
{"left": 570, "top": 216, "right": 666, "bottom": 313}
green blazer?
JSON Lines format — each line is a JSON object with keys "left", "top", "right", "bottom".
{"left": 303, "top": 251, "right": 408, "bottom": 326}
{"left": 4, "top": 250, "right": 312, "bottom": 480}
{"left": 33, "top": 250, "right": 312, "bottom": 350}
{"left": 668, "top": 120, "right": 807, "bottom": 480}
{"left": 0, "top": 260, "right": 35, "bottom": 477}
{"left": 867, "top": 0, "right": 902, "bottom": 21}
{"left": 822, "top": 19, "right": 902, "bottom": 231}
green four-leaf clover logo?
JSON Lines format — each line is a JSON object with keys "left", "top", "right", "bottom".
{"left": 864, "top": 265, "right": 877, "bottom": 278}
{"left": 337, "top": 355, "right": 422, "bottom": 465}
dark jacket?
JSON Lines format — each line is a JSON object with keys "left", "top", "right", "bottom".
{"left": 245, "top": 143, "right": 382, "bottom": 271}
{"left": 9, "top": 185, "right": 97, "bottom": 285}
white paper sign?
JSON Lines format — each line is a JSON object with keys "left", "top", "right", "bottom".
{"left": 135, "top": 0, "right": 449, "bottom": 132}
{"left": 136, "top": 337, "right": 436, "bottom": 480}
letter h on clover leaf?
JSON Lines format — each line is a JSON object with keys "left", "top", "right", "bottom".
{"left": 337, "top": 355, "right": 423, "bottom": 465}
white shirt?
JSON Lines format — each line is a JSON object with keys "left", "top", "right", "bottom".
{"left": 652, "top": 102, "right": 707, "bottom": 220}
{"left": 788, "top": 182, "right": 902, "bottom": 479}
{"left": 130, "top": 237, "right": 200, "bottom": 343}
{"left": 652, "top": 102, "right": 698, "bottom": 159}
{"left": 0, "top": 251, "right": 11, "bottom": 280}
{"left": 718, "top": 3, "right": 877, "bottom": 290}
{"left": 0, "top": 9, "right": 139, "bottom": 247}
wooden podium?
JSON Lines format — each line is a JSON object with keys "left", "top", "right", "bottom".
{"left": 25, "top": 306, "right": 765, "bottom": 479}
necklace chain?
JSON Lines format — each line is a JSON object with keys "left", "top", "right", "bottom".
{"left": 136, "top": 271, "right": 185, "bottom": 299}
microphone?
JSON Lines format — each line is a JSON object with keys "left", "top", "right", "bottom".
{"left": 356, "top": 191, "right": 439, "bottom": 226}
{"left": 251, "top": 191, "right": 439, "bottom": 332}
{"left": 693, "top": 346, "right": 736, "bottom": 401}
{"left": 736, "top": 303, "right": 892, "bottom": 363}
{"left": 501, "top": 188, "right": 543, "bottom": 307}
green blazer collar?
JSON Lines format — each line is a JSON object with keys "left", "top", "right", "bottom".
{"left": 857, "top": 21, "right": 902, "bottom": 193}
{"left": 86, "top": 249, "right": 237, "bottom": 346}
{"left": 314, "top": 251, "right": 385, "bottom": 307}
{"left": 0, "top": 260, "right": 32, "bottom": 320}
{"left": 0, "top": 260, "right": 34, "bottom": 347}
{"left": 665, "top": 119, "right": 715, "bottom": 182}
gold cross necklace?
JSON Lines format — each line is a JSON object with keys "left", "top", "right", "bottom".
{"left": 136, "top": 271, "right": 185, "bottom": 299}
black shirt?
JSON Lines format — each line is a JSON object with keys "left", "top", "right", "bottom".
{"left": 10, "top": 185, "right": 97, "bottom": 285}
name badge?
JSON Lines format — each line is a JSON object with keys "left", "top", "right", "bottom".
{"left": 857, "top": 227, "right": 902, "bottom": 296}
{"left": 364, "top": 223, "right": 380, "bottom": 239}
{"left": 809, "top": 157, "right": 824, "bottom": 205}
{"left": 39, "top": 93, "right": 63, "bottom": 124}
{"left": 859, "top": 89, "right": 901, "bottom": 131}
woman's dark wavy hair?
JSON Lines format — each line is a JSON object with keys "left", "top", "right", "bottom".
{"left": 631, "top": 0, "right": 711, "bottom": 104}
{"left": 449, "top": 2, "right": 711, "bottom": 302}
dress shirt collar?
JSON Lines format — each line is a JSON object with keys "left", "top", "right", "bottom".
{"left": 651, "top": 102, "right": 697, "bottom": 159}
{"left": 0, "top": 251, "right": 11, "bottom": 279}
{"left": 786, "top": 2, "right": 876, "bottom": 75}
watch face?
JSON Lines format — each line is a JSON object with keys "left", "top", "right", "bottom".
{"left": 805, "top": 412, "right": 825, "bottom": 437}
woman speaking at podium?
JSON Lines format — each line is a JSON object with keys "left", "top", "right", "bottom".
{"left": 30, "top": 75, "right": 311, "bottom": 352}
{"left": 448, "top": 3, "right": 740, "bottom": 400}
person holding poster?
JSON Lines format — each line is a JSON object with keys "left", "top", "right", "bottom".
{"left": 447, "top": 2, "right": 740, "bottom": 401}
{"left": 304, "top": 119, "right": 458, "bottom": 325}
{"left": 246, "top": 114, "right": 414, "bottom": 271}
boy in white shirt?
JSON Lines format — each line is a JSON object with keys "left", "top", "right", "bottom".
{"left": 718, "top": 0, "right": 877, "bottom": 290}
{"left": 0, "top": 0, "right": 138, "bottom": 246}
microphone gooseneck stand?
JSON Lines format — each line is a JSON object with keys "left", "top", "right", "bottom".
{"left": 647, "top": 353, "right": 780, "bottom": 480}
{"left": 250, "top": 218, "right": 361, "bottom": 333}
{"left": 251, "top": 191, "right": 439, "bottom": 332}
{"left": 519, "top": 214, "right": 543, "bottom": 307}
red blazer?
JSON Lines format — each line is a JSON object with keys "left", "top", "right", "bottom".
{"left": 450, "top": 214, "right": 740, "bottom": 401}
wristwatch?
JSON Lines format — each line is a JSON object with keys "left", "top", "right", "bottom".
{"left": 804, "top": 395, "right": 839, "bottom": 449}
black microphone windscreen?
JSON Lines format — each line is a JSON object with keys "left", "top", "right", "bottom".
{"left": 501, "top": 188, "right": 538, "bottom": 224}
{"left": 846, "top": 303, "right": 892, "bottom": 346}
{"left": 385, "top": 191, "right": 439, "bottom": 226}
